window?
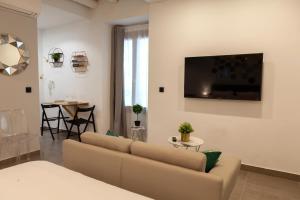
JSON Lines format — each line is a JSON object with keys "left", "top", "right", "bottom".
{"left": 123, "top": 25, "right": 149, "bottom": 107}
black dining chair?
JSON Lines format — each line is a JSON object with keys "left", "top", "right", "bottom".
{"left": 41, "top": 104, "right": 69, "bottom": 140}
{"left": 66, "top": 106, "right": 96, "bottom": 142}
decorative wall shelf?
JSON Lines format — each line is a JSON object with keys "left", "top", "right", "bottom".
{"left": 48, "top": 48, "right": 64, "bottom": 68}
{"left": 71, "top": 51, "right": 88, "bottom": 73}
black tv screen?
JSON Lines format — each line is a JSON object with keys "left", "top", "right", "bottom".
{"left": 184, "top": 53, "right": 263, "bottom": 101}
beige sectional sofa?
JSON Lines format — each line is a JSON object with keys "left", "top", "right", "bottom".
{"left": 63, "top": 132, "right": 241, "bottom": 200}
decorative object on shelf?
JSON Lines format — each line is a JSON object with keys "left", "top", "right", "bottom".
{"left": 48, "top": 48, "right": 64, "bottom": 68}
{"left": 0, "top": 33, "right": 30, "bottom": 76}
{"left": 71, "top": 51, "right": 88, "bottom": 73}
{"left": 133, "top": 104, "right": 143, "bottom": 127}
{"left": 178, "top": 122, "right": 194, "bottom": 142}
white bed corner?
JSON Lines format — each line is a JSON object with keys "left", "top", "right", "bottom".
{"left": 0, "top": 161, "right": 152, "bottom": 200}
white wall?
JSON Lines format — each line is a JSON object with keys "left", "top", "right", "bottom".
{"left": 39, "top": 0, "right": 149, "bottom": 134}
{"left": 0, "top": 7, "right": 40, "bottom": 160}
{"left": 148, "top": 0, "right": 300, "bottom": 175}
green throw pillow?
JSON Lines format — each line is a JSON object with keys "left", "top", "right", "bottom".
{"left": 106, "top": 130, "right": 119, "bottom": 137}
{"left": 203, "top": 151, "right": 222, "bottom": 173}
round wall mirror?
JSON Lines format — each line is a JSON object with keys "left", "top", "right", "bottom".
{"left": 0, "top": 33, "right": 30, "bottom": 76}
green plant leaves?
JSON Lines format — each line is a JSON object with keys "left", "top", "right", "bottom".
{"left": 133, "top": 104, "right": 143, "bottom": 114}
{"left": 178, "top": 122, "right": 194, "bottom": 134}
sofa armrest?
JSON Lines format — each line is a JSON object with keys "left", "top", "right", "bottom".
{"left": 209, "top": 156, "right": 241, "bottom": 200}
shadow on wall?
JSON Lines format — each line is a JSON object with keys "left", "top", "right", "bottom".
{"left": 179, "top": 60, "right": 275, "bottom": 119}
{"left": 184, "top": 99, "right": 262, "bottom": 118}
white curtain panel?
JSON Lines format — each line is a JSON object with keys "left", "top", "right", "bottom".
{"left": 123, "top": 24, "right": 149, "bottom": 108}
{"left": 123, "top": 24, "right": 149, "bottom": 139}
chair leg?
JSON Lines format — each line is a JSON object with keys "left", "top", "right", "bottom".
{"left": 77, "top": 125, "right": 81, "bottom": 142}
{"left": 60, "top": 110, "right": 69, "bottom": 133}
{"left": 41, "top": 117, "right": 44, "bottom": 136}
{"left": 41, "top": 120, "right": 44, "bottom": 136}
{"left": 87, "top": 114, "right": 96, "bottom": 132}
{"left": 67, "top": 123, "right": 74, "bottom": 139}
{"left": 92, "top": 115, "right": 96, "bottom": 132}
{"left": 57, "top": 116, "right": 60, "bottom": 134}
{"left": 93, "top": 122, "right": 96, "bottom": 132}
{"left": 45, "top": 119, "right": 55, "bottom": 141}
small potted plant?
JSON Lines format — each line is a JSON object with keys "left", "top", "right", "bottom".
{"left": 178, "top": 122, "right": 194, "bottom": 142}
{"left": 51, "top": 53, "right": 62, "bottom": 63}
{"left": 133, "top": 104, "right": 143, "bottom": 127}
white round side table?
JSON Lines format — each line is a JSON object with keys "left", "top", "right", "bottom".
{"left": 168, "top": 136, "right": 204, "bottom": 152}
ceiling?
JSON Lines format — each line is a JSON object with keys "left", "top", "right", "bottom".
{"left": 38, "top": 0, "right": 164, "bottom": 30}
{"left": 38, "top": 3, "right": 86, "bottom": 30}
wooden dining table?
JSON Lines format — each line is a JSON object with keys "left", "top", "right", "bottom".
{"left": 51, "top": 100, "right": 89, "bottom": 118}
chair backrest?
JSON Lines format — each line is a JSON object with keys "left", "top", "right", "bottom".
{"left": 41, "top": 104, "right": 63, "bottom": 119}
{"left": 74, "top": 106, "right": 95, "bottom": 120}
{"left": 77, "top": 106, "right": 95, "bottom": 113}
{"left": 41, "top": 104, "right": 60, "bottom": 109}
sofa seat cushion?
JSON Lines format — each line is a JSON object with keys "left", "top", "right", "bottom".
{"left": 130, "top": 141, "right": 206, "bottom": 172}
{"left": 81, "top": 132, "right": 133, "bottom": 153}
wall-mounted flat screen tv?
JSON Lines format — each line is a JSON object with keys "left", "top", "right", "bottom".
{"left": 184, "top": 53, "right": 263, "bottom": 101}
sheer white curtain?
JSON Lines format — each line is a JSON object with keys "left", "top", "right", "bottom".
{"left": 123, "top": 24, "right": 149, "bottom": 138}
{"left": 123, "top": 25, "right": 149, "bottom": 108}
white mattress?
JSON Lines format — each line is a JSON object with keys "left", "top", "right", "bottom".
{"left": 0, "top": 161, "right": 152, "bottom": 200}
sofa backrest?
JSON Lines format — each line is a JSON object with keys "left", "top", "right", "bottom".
{"left": 81, "top": 132, "right": 132, "bottom": 153}
{"left": 131, "top": 141, "right": 207, "bottom": 172}
{"left": 81, "top": 132, "right": 207, "bottom": 172}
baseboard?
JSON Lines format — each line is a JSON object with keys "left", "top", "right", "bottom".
{"left": 241, "top": 164, "right": 300, "bottom": 182}
{"left": 0, "top": 150, "right": 40, "bottom": 168}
